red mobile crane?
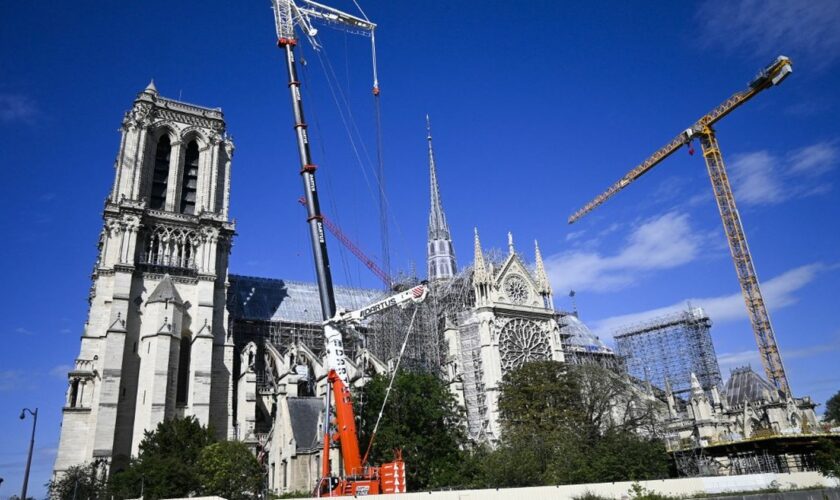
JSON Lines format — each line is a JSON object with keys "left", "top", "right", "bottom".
{"left": 317, "top": 284, "right": 429, "bottom": 496}
{"left": 269, "top": 0, "right": 423, "bottom": 495}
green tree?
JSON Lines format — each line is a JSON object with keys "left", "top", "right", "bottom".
{"left": 814, "top": 437, "right": 840, "bottom": 479}
{"left": 825, "top": 390, "right": 840, "bottom": 425}
{"left": 197, "top": 441, "right": 264, "bottom": 500}
{"left": 487, "top": 361, "right": 670, "bottom": 487}
{"left": 47, "top": 461, "right": 108, "bottom": 500}
{"left": 109, "top": 416, "right": 217, "bottom": 499}
{"left": 357, "top": 370, "right": 469, "bottom": 490}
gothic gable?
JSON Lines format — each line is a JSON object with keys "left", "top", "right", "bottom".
{"left": 491, "top": 253, "right": 543, "bottom": 308}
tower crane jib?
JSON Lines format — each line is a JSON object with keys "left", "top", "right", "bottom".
{"left": 567, "top": 56, "right": 793, "bottom": 396}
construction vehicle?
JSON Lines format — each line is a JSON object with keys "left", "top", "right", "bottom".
{"left": 316, "top": 282, "right": 429, "bottom": 496}
{"left": 568, "top": 56, "right": 794, "bottom": 396}
{"left": 269, "top": 0, "right": 421, "bottom": 495}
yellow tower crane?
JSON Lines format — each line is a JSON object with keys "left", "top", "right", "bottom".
{"left": 569, "top": 56, "right": 794, "bottom": 396}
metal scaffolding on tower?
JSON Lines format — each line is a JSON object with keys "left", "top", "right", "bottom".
{"left": 614, "top": 307, "right": 722, "bottom": 396}
{"left": 569, "top": 56, "right": 794, "bottom": 396}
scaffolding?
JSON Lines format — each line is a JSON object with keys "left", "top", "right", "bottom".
{"left": 227, "top": 272, "right": 477, "bottom": 381}
{"left": 614, "top": 307, "right": 721, "bottom": 396}
{"left": 558, "top": 312, "right": 622, "bottom": 372}
{"left": 669, "top": 438, "right": 826, "bottom": 477}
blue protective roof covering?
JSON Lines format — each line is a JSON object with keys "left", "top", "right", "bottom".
{"left": 557, "top": 314, "right": 614, "bottom": 353}
{"left": 228, "top": 274, "right": 383, "bottom": 323}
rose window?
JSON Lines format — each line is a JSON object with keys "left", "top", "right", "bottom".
{"left": 504, "top": 275, "right": 529, "bottom": 304}
{"left": 499, "top": 318, "right": 550, "bottom": 372}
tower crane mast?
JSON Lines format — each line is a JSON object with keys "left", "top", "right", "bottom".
{"left": 568, "top": 56, "right": 793, "bottom": 396}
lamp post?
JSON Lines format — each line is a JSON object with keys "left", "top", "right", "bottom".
{"left": 19, "top": 407, "right": 38, "bottom": 500}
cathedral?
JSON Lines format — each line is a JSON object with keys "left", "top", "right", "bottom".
{"left": 53, "top": 83, "right": 235, "bottom": 474}
{"left": 53, "top": 85, "right": 614, "bottom": 493}
{"left": 54, "top": 84, "right": 827, "bottom": 496}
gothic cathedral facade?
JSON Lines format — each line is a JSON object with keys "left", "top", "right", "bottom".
{"left": 425, "top": 118, "right": 565, "bottom": 442}
{"left": 53, "top": 83, "right": 236, "bottom": 475}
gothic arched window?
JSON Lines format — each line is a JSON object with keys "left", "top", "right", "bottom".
{"left": 180, "top": 140, "right": 199, "bottom": 214}
{"left": 150, "top": 135, "right": 171, "bottom": 210}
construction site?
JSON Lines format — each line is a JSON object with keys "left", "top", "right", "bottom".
{"left": 215, "top": 9, "right": 838, "bottom": 491}
{"left": 615, "top": 307, "right": 721, "bottom": 397}
{"left": 10, "top": 1, "right": 835, "bottom": 499}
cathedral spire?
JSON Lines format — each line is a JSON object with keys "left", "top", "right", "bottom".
{"left": 426, "top": 115, "right": 457, "bottom": 281}
{"left": 665, "top": 378, "right": 678, "bottom": 418}
{"left": 144, "top": 79, "right": 158, "bottom": 95}
{"left": 690, "top": 372, "right": 704, "bottom": 396}
{"left": 473, "top": 227, "right": 488, "bottom": 282}
{"left": 534, "top": 240, "right": 553, "bottom": 300}
{"left": 427, "top": 115, "right": 450, "bottom": 241}
{"left": 472, "top": 228, "right": 491, "bottom": 305}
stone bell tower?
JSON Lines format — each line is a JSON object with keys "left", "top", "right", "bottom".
{"left": 53, "top": 82, "right": 236, "bottom": 476}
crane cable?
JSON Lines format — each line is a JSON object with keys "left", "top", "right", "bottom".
{"left": 297, "top": 43, "right": 362, "bottom": 295}
{"left": 316, "top": 32, "right": 409, "bottom": 273}
{"left": 313, "top": 45, "right": 380, "bottom": 219}
{"left": 361, "top": 306, "right": 419, "bottom": 465}
{"left": 372, "top": 70, "right": 390, "bottom": 286}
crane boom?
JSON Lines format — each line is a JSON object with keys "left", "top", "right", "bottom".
{"left": 568, "top": 56, "right": 792, "bottom": 225}
{"left": 566, "top": 56, "right": 793, "bottom": 396}
{"left": 269, "top": 3, "right": 409, "bottom": 495}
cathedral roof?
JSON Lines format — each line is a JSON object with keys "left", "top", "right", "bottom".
{"left": 557, "top": 314, "right": 614, "bottom": 354}
{"left": 147, "top": 275, "right": 183, "bottom": 305}
{"left": 723, "top": 366, "right": 782, "bottom": 407}
{"left": 288, "top": 397, "right": 324, "bottom": 452}
{"left": 228, "top": 274, "right": 383, "bottom": 324}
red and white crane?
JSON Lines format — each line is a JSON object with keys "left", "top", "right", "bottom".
{"left": 269, "top": 0, "right": 421, "bottom": 495}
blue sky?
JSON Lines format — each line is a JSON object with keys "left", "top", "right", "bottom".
{"left": 1, "top": 1, "right": 839, "bottom": 497}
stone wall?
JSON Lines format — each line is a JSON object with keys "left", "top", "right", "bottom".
{"left": 293, "top": 471, "right": 838, "bottom": 500}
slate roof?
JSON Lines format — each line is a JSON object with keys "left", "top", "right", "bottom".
{"left": 228, "top": 274, "right": 383, "bottom": 323}
{"left": 723, "top": 366, "right": 782, "bottom": 407}
{"left": 147, "top": 275, "right": 183, "bottom": 305}
{"left": 288, "top": 397, "right": 323, "bottom": 452}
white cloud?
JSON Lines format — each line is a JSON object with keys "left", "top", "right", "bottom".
{"left": 0, "top": 370, "right": 24, "bottom": 392}
{"left": 697, "top": 0, "right": 840, "bottom": 67}
{"left": 729, "top": 142, "right": 838, "bottom": 206}
{"left": 50, "top": 364, "right": 73, "bottom": 378}
{"left": 729, "top": 151, "right": 784, "bottom": 205}
{"left": 590, "top": 263, "right": 827, "bottom": 339}
{"left": 546, "top": 212, "right": 706, "bottom": 293}
{"left": 789, "top": 142, "right": 839, "bottom": 176}
{"left": 565, "top": 230, "right": 586, "bottom": 242}
{"left": 717, "top": 350, "right": 761, "bottom": 370}
{"left": 0, "top": 93, "right": 38, "bottom": 124}
{"left": 718, "top": 336, "right": 840, "bottom": 374}
{"left": 15, "top": 327, "right": 34, "bottom": 336}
